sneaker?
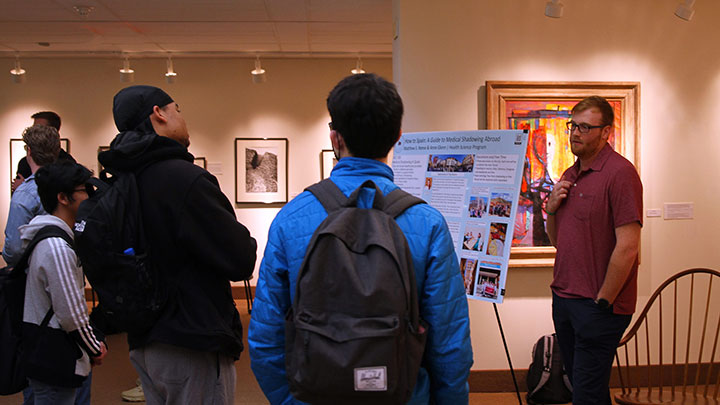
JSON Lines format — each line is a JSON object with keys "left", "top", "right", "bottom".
{"left": 121, "top": 383, "right": 145, "bottom": 402}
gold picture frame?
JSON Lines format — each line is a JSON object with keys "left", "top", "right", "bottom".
{"left": 486, "top": 81, "right": 640, "bottom": 268}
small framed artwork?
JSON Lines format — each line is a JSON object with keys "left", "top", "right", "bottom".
{"left": 320, "top": 149, "right": 337, "bottom": 179}
{"left": 10, "top": 138, "right": 70, "bottom": 192}
{"left": 97, "top": 146, "right": 110, "bottom": 174}
{"left": 234, "top": 138, "right": 288, "bottom": 205}
{"left": 193, "top": 157, "right": 207, "bottom": 169}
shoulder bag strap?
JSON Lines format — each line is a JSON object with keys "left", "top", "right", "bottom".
{"left": 306, "top": 178, "right": 348, "bottom": 213}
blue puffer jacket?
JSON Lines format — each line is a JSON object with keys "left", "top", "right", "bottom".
{"left": 248, "top": 157, "right": 473, "bottom": 405}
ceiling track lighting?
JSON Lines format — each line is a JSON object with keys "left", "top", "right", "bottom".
{"left": 251, "top": 56, "right": 266, "bottom": 83}
{"left": 675, "top": 0, "right": 695, "bottom": 21}
{"left": 10, "top": 55, "right": 26, "bottom": 84}
{"left": 72, "top": 5, "right": 95, "bottom": 17}
{"left": 545, "top": 0, "right": 564, "bottom": 18}
{"left": 165, "top": 56, "right": 177, "bottom": 83}
{"left": 119, "top": 56, "right": 134, "bottom": 82}
{"left": 351, "top": 57, "right": 365, "bottom": 74}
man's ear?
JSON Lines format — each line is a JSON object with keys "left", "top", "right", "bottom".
{"left": 330, "top": 130, "right": 344, "bottom": 150}
{"left": 57, "top": 192, "right": 71, "bottom": 207}
{"left": 601, "top": 125, "right": 612, "bottom": 142}
{"left": 150, "top": 105, "right": 167, "bottom": 124}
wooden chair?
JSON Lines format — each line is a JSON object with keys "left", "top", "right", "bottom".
{"left": 615, "top": 268, "right": 720, "bottom": 404}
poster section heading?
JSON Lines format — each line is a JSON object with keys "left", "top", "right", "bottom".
{"left": 392, "top": 130, "right": 529, "bottom": 303}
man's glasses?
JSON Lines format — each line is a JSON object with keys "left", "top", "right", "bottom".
{"left": 566, "top": 120, "right": 607, "bottom": 134}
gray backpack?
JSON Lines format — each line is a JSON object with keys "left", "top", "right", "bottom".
{"left": 285, "top": 179, "right": 428, "bottom": 404}
{"left": 526, "top": 333, "right": 572, "bottom": 404}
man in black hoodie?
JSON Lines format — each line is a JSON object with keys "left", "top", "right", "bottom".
{"left": 99, "top": 85, "right": 257, "bottom": 405}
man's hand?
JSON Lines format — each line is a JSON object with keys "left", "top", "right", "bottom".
{"left": 546, "top": 180, "right": 572, "bottom": 214}
{"left": 11, "top": 174, "right": 25, "bottom": 192}
{"left": 91, "top": 342, "right": 108, "bottom": 366}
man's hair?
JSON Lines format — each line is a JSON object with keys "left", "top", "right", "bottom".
{"left": 35, "top": 161, "right": 92, "bottom": 214}
{"left": 326, "top": 73, "right": 403, "bottom": 158}
{"left": 31, "top": 111, "right": 61, "bottom": 131}
{"left": 571, "top": 96, "right": 614, "bottom": 127}
{"left": 22, "top": 125, "right": 61, "bottom": 166}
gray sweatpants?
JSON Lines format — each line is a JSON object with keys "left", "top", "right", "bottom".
{"left": 130, "top": 342, "right": 236, "bottom": 405}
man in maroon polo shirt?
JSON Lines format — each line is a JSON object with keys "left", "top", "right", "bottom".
{"left": 545, "top": 96, "right": 643, "bottom": 405}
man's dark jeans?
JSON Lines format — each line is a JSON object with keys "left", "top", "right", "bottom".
{"left": 552, "top": 293, "right": 632, "bottom": 405}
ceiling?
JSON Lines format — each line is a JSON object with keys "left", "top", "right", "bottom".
{"left": 0, "top": 0, "right": 393, "bottom": 58}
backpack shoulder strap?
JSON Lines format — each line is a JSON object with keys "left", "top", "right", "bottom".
{"left": 383, "top": 188, "right": 426, "bottom": 218}
{"left": 16, "top": 226, "right": 73, "bottom": 328}
{"left": 305, "top": 178, "right": 348, "bottom": 213}
{"left": 12, "top": 225, "right": 74, "bottom": 276}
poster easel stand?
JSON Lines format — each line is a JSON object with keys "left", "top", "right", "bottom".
{"left": 493, "top": 303, "right": 522, "bottom": 405}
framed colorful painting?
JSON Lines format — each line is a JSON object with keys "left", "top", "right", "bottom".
{"left": 486, "top": 81, "right": 640, "bottom": 267}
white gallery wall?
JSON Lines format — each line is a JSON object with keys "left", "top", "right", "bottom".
{"left": 0, "top": 57, "right": 393, "bottom": 279}
{"left": 393, "top": 0, "right": 720, "bottom": 370}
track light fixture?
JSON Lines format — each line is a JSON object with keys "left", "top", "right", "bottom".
{"left": 545, "top": 0, "right": 564, "bottom": 18}
{"left": 251, "top": 57, "right": 266, "bottom": 84}
{"left": 351, "top": 57, "right": 365, "bottom": 74}
{"left": 120, "top": 56, "right": 134, "bottom": 82}
{"left": 10, "top": 55, "right": 26, "bottom": 84}
{"left": 165, "top": 56, "right": 177, "bottom": 84}
{"left": 675, "top": 0, "right": 695, "bottom": 21}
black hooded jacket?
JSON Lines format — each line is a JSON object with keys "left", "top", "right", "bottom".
{"left": 99, "top": 130, "right": 257, "bottom": 358}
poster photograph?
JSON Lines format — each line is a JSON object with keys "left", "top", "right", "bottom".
{"left": 234, "top": 138, "right": 288, "bottom": 205}
{"left": 486, "top": 81, "right": 640, "bottom": 267}
{"left": 393, "top": 130, "right": 528, "bottom": 303}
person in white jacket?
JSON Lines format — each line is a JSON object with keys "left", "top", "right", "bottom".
{"left": 22, "top": 161, "right": 107, "bottom": 404}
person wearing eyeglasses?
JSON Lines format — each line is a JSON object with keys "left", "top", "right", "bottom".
{"left": 545, "top": 96, "right": 643, "bottom": 405}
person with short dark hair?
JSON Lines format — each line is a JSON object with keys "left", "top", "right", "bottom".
{"left": 248, "top": 73, "right": 473, "bottom": 404}
{"left": 30, "top": 111, "right": 61, "bottom": 131}
{"left": 3, "top": 125, "right": 61, "bottom": 266}
{"left": 13, "top": 112, "right": 75, "bottom": 193}
{"left": 545, "top": 95, "right": 643, "bottom": 404}
{"left": 99, "top": 85, "right": 257, "bottom": 405}
{"left": 23, "top": 161, "right": 107, "bottom": 405}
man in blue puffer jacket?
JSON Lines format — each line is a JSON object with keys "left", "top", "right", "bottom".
{"left": 248, "top": 73, "right": 473, "bottom": 404}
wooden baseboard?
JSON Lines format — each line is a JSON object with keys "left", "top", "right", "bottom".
{"left": 84, "top": 284, "right": 256, "bottom": 301}
{"left": 469, "top": 363, "right": 719, "bottom": 392}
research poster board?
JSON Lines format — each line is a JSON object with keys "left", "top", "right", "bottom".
{"left": 392, "top": 130, "right": 529, "bottom": 303}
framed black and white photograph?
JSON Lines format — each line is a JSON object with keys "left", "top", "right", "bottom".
{"left": 10, "top": 138, "right": 70, "bottom": 193}
{"left": 320, "top": 149, "right": 337, "bottom": 179}
{"left": 234, "top": 138, "right": 288, "bottom": 204}
{"left": 193, "top": 157, "right": 207, "bottom": 169}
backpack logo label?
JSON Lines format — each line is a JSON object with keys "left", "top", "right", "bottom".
{"left": 354, "top": 366, "right": 387, "bottom": 391}
{"left": 74, "top": 220, "right": 85, "bottom": 233}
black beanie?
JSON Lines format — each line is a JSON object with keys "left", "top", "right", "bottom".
{"left": 113, "top": 85, "right": 174, "bottom": 132}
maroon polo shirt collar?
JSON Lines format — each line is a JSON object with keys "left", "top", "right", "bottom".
{"left": 570, "top": 142, "right": 613, "bottom": 176}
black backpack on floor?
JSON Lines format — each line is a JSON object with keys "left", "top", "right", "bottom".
{"left": 285, "top": 179, "right": 428, "bottom": 405}
{"left": 526, "top": 333, "right": 573, "bottom": 404}
{"left": 73, "top": 170, "right": 166, "bottom": 335}
{"left": 0, "top": 225, "right": 73, "bottom": 395}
